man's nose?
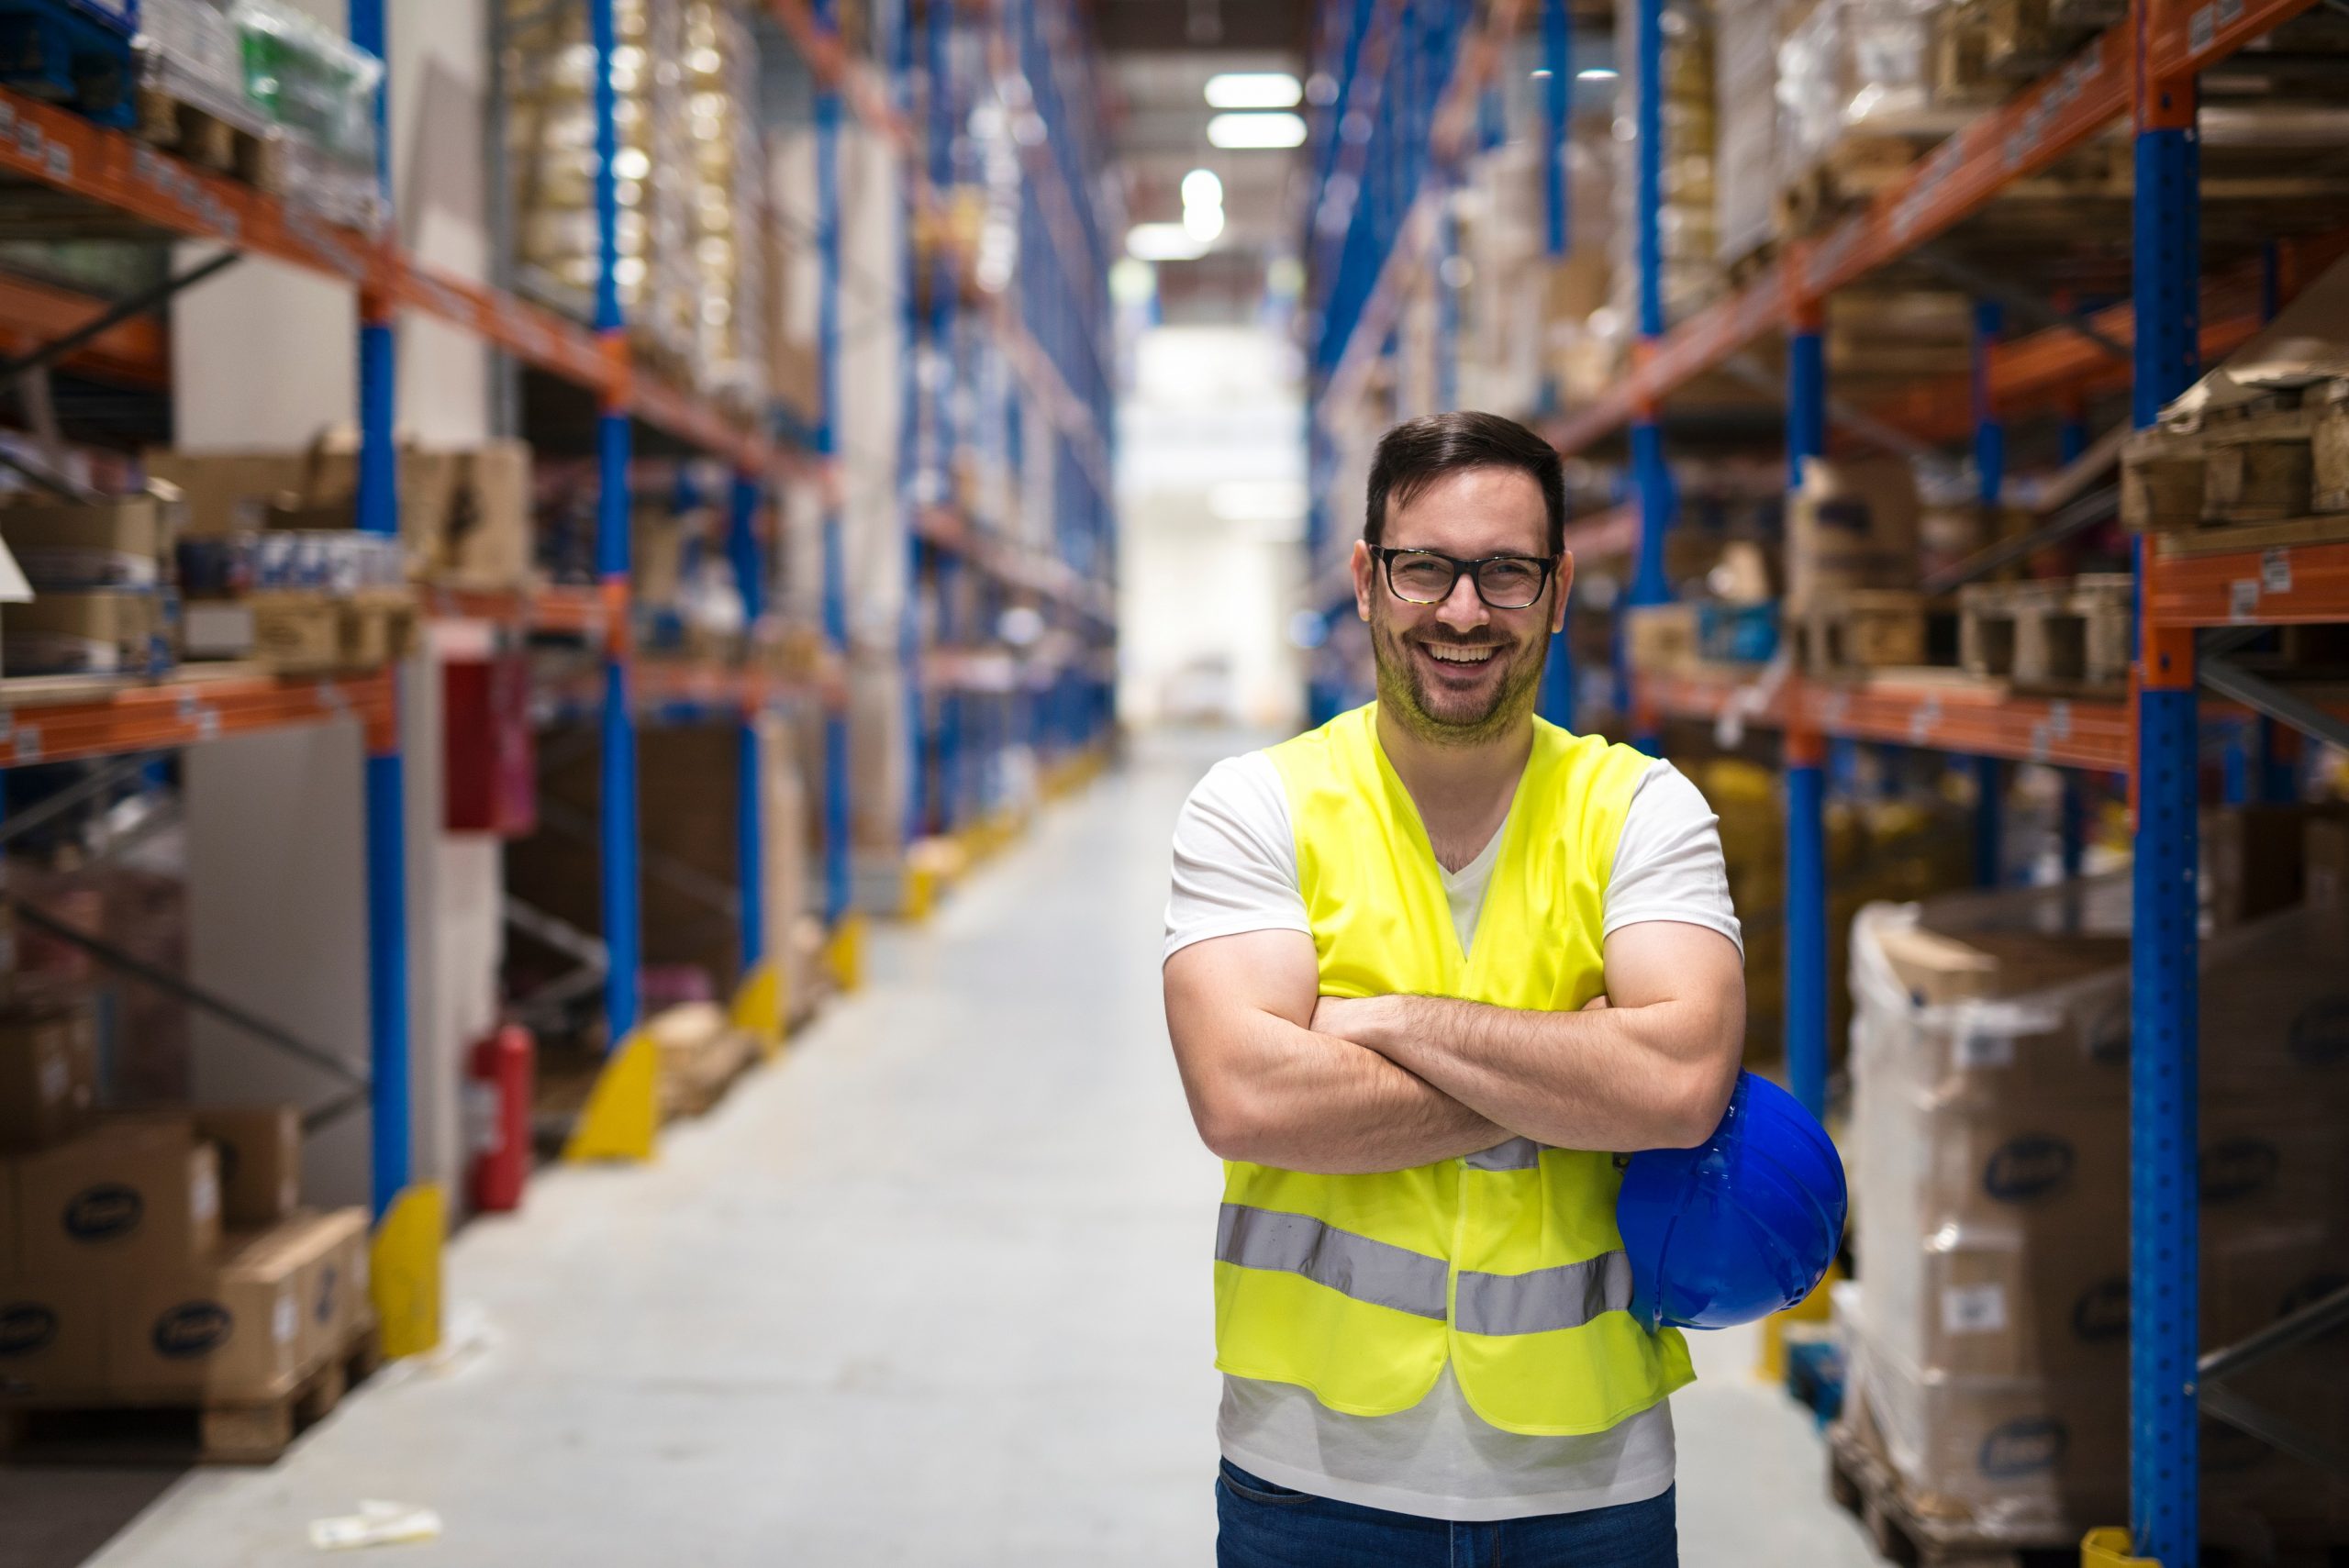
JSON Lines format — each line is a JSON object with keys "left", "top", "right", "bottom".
{"left": 1436, "top": 570, "right": 1489, "bottom": 631}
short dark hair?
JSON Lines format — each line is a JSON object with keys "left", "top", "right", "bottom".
{"left": 1364, "top": 411, "right": 1565, "bottom": 556}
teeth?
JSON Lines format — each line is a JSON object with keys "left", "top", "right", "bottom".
{"left": 1426, "top": 645, "right": 1496, "bottom": 663}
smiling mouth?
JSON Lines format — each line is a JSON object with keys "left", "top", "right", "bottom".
{"left": 1419, "top": 642, "right": 1500, "bottom": 666}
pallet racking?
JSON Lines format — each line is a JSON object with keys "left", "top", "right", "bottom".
{"left": 0, "top": 0, "right": 1116, "bottom": 1358}
{"left": 1300, "top": 0, "right": 2348, "bottom": 1557}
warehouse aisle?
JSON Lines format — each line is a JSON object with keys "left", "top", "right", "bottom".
{"left": 68, "top": 734, "right": 1877, "bottom": 1568}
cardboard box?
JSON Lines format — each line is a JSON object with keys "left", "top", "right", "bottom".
{"left": 0, "top": 495, "right": 171, "bottom": 589}
{"left": 108, "top": 1106, "right": 300, "bottom": 1228}
{"left": 3, "top": 590, "right": 167, "bottom": 676}
{"left": 0, "top": 1271, "right": 107, "bottom": 1393}
{"left": 2206, "top": 804, "right": 2349, "bottom": 929}
{"left": 1851, "top": 1327, "right": 2126, "bottom": 1536}
{"left": 110, "top": 1208, "right": 368, "bottom": 1399}
{"left": 1787, "top": 455, "right": 1920, "bottom": 615}
{"left": 13, "top": 1122, "right": 221, "bottom": 1281}
{"left": 1625, "top": 603, "right": 1701, "bottom": 674}
{"left": 1889, "top": 1223, "right": 2346, "bottom": 1383}
{"left": 0, "top": 996, "right": 97, "bottom": 1153}
{"left": 293, "top": 1208, "right": 369, "bottom": 1366}
{"left": 143, "top": 442, "right": 533, "bottom": 590}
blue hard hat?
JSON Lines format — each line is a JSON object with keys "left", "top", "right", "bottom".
{"left": 1616, "top": 1072, "right": 1848, "bottom": 1331}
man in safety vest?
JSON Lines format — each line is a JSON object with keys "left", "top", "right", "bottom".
{"left": 1163, "top": 410, "right": 1746, "bottom": 1566}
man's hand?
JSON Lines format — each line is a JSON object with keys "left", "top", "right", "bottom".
{"left": 1166, "top": 931, "right": 1508, "bottom": 1173}
{"left": 1305, "top": 923, "right": 1743, "bottom": 1152}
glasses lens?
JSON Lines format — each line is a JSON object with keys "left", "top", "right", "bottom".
{"left": 1386, "top": 551, "right": 1457, "bottom": 603}
{"left": 1476, "top": 558, "right": 1546, "bottom": 608}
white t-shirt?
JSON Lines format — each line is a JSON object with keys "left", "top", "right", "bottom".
{"left": 1163, "top": 748, "right": 1742, "bottom": 1523}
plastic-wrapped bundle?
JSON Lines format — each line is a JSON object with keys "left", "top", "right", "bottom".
{"left": 1713, "top": 0, "right": 1784, "bottom": 268}
{"left": 234, "top": 0, "right": 384, "bottom": 230}
{"left": 1844, "top": 888, "right": 2349, "bottom": 1542}
{"left": 502, "top": 0, "right": 696, "bottom": 373}
{"left": 1610, "top": 0, "right": 1716, "bottom": 328}
{"left": 681, "top": 0, "right": 768, "bottom": 408}
{"left": 1774, "top": 0, "right": 1947, "bottom": 189}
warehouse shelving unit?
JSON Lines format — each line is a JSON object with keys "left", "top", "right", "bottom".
{"left": 1302, "top": 0, "right": 2344, "bottom": 1559}
{"left": 766, "top": 0, "right": 1117, "bottom": 902}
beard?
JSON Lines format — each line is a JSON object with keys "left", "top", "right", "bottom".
{"left": 1369, "top": 596, "right": 1549, "bottom": 747}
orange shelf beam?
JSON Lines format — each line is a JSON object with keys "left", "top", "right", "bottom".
{"left": 0, "top": 667, "right": 395, "bottom": 766}
{"left": 0, "top": 271, "right": 167, "bottom": 386}
{"left": 1638, "top": 667, "right": 2133, "bottom": 773}
{"left": 2143, "top": 539, "right": 2349, "bottom": 627}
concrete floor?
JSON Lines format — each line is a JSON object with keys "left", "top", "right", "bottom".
{"left": 20, "top": 732, "right": 1881, "bottom": 1567}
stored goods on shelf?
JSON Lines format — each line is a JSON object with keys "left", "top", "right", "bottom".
{"left": 679, "top": 0, "right": 768, "bottom": 415}
{"left": 1774, "top": 0, "right": 1972, "bottom": 237}
{"left": 1787, "top": 453, "right": 1920, "bottom": 613}
{"left": 1955, "top": 573, "right": 2130, "bottom": 691}
{"left": 0, "top": 492, "right": 175, "bottom": 593}
{"left": 133, "top": 0, "right": 281, "bottom": 192}
{"left": 2, "top": 587, "right": 173, "bottom": 676}
{"left": 1613, "top": 0, "right": 1716, "bottom": 326}
{"left": 148, "top": 439, "right": 532, "bottom": 591}
{"left": 1787, "top": 587, "right": 1943, "bottom": 673}
{"left": 2121, "top": 252, "right": 2349, "bottom": 551}
{"left": 501, "top": 0, "right": 696, "bottom": 377}
{"left": 1845, "top": 880, "right": 2349, "bottom": 1545}
{"left": 1714, "top": 0, "right": 1785, "bottom": 272}
{"left": 0, "top": 0, "right": 139, "bottom": 129}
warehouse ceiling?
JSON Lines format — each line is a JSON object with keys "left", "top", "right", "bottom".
{"left": 1095, "top": 0, "right": 1312, "bottom": 322}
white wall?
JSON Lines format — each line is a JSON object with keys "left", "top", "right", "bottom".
{"left": 178, "top": 1, "right": 502, "bottom": 1207}
{"left": 1116, "top": 325, "right": 1304, "bottom": 731}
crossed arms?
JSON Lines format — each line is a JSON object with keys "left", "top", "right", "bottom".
{"left": 1163, "top": 920, "right": 1746, "bottom": 1174}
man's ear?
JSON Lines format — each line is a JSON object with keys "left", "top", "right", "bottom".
{"left": 1551, "top": 553, "right": 1575, "bottom": 635}
{"left": 1352, "top": 539, "right": 1375, "bottom": 622}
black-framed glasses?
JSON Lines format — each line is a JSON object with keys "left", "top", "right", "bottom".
{"left": 1374, "top": 547, "right": 1557, "bottom": 610}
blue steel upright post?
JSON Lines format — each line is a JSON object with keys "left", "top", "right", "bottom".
{"left": 1970, "top": 299, "right": 2004, "bottom": 887}
{"left": 350, "top": 0, "right": 440, "bottom": 1357}
{"left": 1785, "top": 297, "right": 1828, "bottom": 1122}
{"left": 1536, "top": 0, "right": 1575, "bottom": 732}
{"left": 2129, "top": 30, "right": 2203, "bottom": 1567}
{"left": 1625, "top": 0, "right": 1671, "bottom": 756}
{"left": 349, "top": 0, "right": 407, "bottom": 1227}
{"left": 727, "top": 473, "right": 766, "bottom": 989}
{"left": 816, "top": 0, "right": 854, "bottom": 945}
{"left": 592, "top": 0, "right": 641, "bottom": 1050}
{"left": 892, "top": 0, "right": 925, "bottom": 859}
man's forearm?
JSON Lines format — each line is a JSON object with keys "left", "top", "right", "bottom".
{"left": 1191, "top": 1012, "right": 1508, "bottom": 1174}
{"left": 1336, "top": 994, "right": 1739, "bottom": 1151}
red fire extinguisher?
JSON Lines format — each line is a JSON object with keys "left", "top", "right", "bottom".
{"left": 466, "top": 1025, "right": 535, "bottom": 1213}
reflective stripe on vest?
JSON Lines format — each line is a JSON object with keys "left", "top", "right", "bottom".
{"left": 1213, "top": 703, "right": 1697, "bottom": 1435}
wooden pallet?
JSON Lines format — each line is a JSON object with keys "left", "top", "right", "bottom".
{"left": 248, "top": 590, "right": 420, "bottom": 675}
{"left": 2125, "top": 380, "right": 2349, "bottom": 546}
{"left": 1826, "top": 1418, "right": 2081, "bottom": 1568}
{"left": 132, "top": 83, "right": 282, "bottom": 192}
{"left": 1959, "top": 574, "right": 2132, "bottom": 692}
{"left": 0, "top": 1321, "right": 381, "bottom": 1466}
{"left": 1790, "top": 592, "right": 1954, "bottom": 674}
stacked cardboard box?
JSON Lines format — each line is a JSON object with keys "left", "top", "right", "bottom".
{"left": 0, "top": 1104, "right": 368, "bottom": 1406}
{"left": 1846, "top": 868, "right": 2349, "bottom": 1546}
{"left": 0, "top": 493, "right": 183, "bottom": 678}
{"left": 1713, "top": 0, "right": 1786, "bottom": 272}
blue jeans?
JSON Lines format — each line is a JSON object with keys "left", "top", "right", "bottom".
{"left": 1215, "top": 1461, "right": 1678, "bottom": 1568}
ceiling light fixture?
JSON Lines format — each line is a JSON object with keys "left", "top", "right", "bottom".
{"left": 1126, "top": 223, "right": 1209, "bottom": 262}
{"left": 1208, "top": 112, "right": 1308, "bottom": 150}
{"left": 1204, "top": 72, "right": 1302, "bottom": 109}
{"left": 1182, "top": 203, "right": 1225, "bottom": 243}
{"left": 1577, "top": 66, "right": 1619, "bottom": 81}
{"left": 1181, "top": 168, "right": 1223, "bottom": 209}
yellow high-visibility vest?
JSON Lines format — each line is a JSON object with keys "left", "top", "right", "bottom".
{"left": 1213, "top": 703, "right": 1696, "bottom": 1435}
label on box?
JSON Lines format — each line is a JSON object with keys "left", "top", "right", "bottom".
{"left": 273, "top": 1294, "right": 296, "bottom": 1346}
{"left": 1942, "top": 1284, "right": 2009, "bottom": 1335}
{"left": 192, "top": 1165, "right": 219, "bottom": 1226}
{"left": 1954, "top": 1029, "right": 2014, "bottom": 1069}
